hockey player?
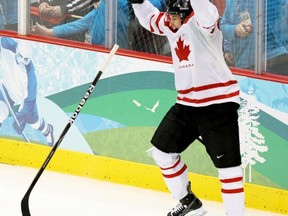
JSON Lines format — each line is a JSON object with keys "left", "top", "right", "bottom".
{"left": 0, "top": 36, "right": 54, "bottom": 146}
{"left": 129, "top": 0, "right": 244, "bottom": 216}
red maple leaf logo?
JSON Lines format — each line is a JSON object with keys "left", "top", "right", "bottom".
{"left": 175, "top": 37, "right": 190, "bottom": 62}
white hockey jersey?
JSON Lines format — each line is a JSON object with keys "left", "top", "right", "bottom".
{"left": 133, "top": 0, "right": 240, "bottom": 107}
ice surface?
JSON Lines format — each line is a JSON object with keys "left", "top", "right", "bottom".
{"left": 0, "top": 164, "right": 284, "bottom": 216}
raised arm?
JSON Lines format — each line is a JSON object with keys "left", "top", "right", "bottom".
{"left": 130, "top": 0, "right": 166, "bottom": 35}
{"left": 190, "top": 0, "right": 219, "bottom": 28}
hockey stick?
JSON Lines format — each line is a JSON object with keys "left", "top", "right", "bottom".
{"left": 0, "top": 83, "right": 30, "bottom": 142}
{"left": 21, "top": 44, "right": 119, "bottom": 216}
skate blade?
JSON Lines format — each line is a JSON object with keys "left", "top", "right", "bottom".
{"left": 184, "top": 207, "right": 207, "bottom": 216}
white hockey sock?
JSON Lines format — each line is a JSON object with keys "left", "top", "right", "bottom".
{"left": 218, "top": 166, "right": 244, "bottom": 216}
{"left": 153, "top": 147, "right": 189, "bottom": 200}
{"left": 30, "top": 117, "right": 47, "bottom": 133}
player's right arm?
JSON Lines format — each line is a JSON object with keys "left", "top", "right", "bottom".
{"left": 130, "top": 0, "right": 166, "bottom": 36}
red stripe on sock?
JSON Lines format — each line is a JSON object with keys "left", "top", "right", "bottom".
{"left": 162, "top": 164, "right": 187, "bottom": 178}
{"left": 221, "top": 188, "right": 244, "bottom": 194}
{"left": 160, "top": 157, "right": 181, "bottom": 170}
{"left": 220, "top": 177, "right": 243, "bottom": 183}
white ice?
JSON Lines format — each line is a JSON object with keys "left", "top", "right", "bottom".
{"left": 0, "top": 163, "right": 284, "bottom": 216}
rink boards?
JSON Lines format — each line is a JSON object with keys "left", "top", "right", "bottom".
{"left": 0, "top": 138, "right": 287, "bottom": 215}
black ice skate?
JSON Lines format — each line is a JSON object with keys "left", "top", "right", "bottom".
{"left": 167, "top": 182, "right": 207, "bottom": 216}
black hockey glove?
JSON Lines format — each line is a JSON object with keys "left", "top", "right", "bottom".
{"left": 129, "top": 0, "right": 144, "bottom": 4}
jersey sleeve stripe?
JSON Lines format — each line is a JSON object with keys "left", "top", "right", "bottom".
{"left": 154, "top": 12, "right": 165, "bottom": 34}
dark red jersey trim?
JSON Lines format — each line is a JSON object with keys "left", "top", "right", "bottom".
{"left": 155, "top": 12, "right": 165, "bottom": 34}
{"left": 177, "top": 90, "right": 240, "bottom": 104}
{"left": 150, "top": 14, "right": 155, "bottom": 32}
{"left": 177, "top": 80, "right": 238, "bottom": 94}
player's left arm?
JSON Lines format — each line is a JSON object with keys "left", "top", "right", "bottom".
{"left": 190, "top": 0, "right": 219, "bottom": 34}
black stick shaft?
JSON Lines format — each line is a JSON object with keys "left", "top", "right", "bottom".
{"left": 21, "top": 44, "right": 119, "bottom": 216}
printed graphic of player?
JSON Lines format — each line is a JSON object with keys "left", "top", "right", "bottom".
{"left": 0, "top": 36, "right": 54, "bottom": 146}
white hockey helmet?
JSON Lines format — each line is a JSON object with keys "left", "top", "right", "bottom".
{"left": 15, "top": 40, "right": 33, "bottom": 66}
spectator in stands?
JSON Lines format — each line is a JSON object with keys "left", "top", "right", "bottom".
{"left": 0, "top": 0, "right": 17, "bottom": 31}
{"left": 30, "top": 0, "right": 98, "bottom": 42}
{"left": 273, "top": 0, "right": 288, "bottom": 50}
{"left": 266, "top": 0, "right": 288, "bottom": 75}
{"left": 223, "top": 39, "right": 234, "bottom": 67}
{"left": 281, "top": 0, "right": 288, "bottom": 49}
{"left": 36, "top": 0, "right": 96, "bottom": 19}
{"left": 31, "top": 0, "right": 131, "bottom": 48}
{"left": 220, "top": 0, "right": 288, "bottom": 76}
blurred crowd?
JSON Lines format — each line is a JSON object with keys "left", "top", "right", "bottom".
{"left": 0, "top": 0, "right": 287, "bottom": 75}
